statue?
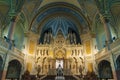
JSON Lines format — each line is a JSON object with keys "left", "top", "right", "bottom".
{"left": 55, "top": 64, "right": 65, "bottom": 80}
{"left": 36, "top": 65, "right": 41, "bottom": 78}
{"left": 21, "top": 70, "right": 31, "bottom": 80}
{"left": 79, "top": 65, "right": 83, "bottom": 77}
{"left": 56, "top": 64, "right": 63, "bottom": 76}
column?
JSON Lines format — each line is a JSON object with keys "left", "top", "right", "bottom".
{"left": 63, "top": 60, "right": 65, "bottom": 69}
{"left": 76, "top": 62, "right": 78, "bottom": 74}
{"left": 1, "top": 53, "right": 9, "bottom": 80}
{"left": 100, "top": 14, "right": 112, "bottom": 50}
{"left": 38, "top": 49, "right": 40, "bottom": 55}
{"left": 6, "top": 16, "right": 17, "bottom": 49}
{"left": 7, "top": 16, "right": 17, "bottom": 40}
{"left": 42, "top": 62, "right": 44, "bottom": 74}
{"left": 110, "top": 52, "right": 117, "bottom": 80}
{"left": 66, "top": 60, "right": 68, "bottom": 69}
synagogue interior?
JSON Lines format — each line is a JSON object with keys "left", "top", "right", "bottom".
{"left": 0, "top": 0, "right": 120, "bottom": 80}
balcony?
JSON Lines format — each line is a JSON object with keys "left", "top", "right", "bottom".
{"left": 110, "top": 38, "right": 120, "bottom": 49}
{"left": 95, "top": 48, "right": 108, "bottom": 60}
{"left": 0, "top": 37, "right": 9, "bottom": 49}
{"left": 48, "top": 69, "right": 72, "bottom": 76}
{"left": 95, "top": 39, "right": 120, "bottom": 60}
{"left": 0, "top": 37, "right": 24, "bottom": 59}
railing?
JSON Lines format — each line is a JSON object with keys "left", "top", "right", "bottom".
{"left": 95, "top": 48, "right": 108, "bottom": 60}
{"left": 72, "top": 75, "right": 80, "bottom": 80}
{"left": 40, "top": 75, "right": 47, "bottom": 80}
{"left": 12, "top": 47, "right": 25, "bottom": 57}
{"left": 0, "top": 37, "right": 24, "bottom": 58}
{"left": 110, "top": 38, "right": 120, "bottom": 49}
{"left": 48, "top": 69, "right": 56, "bottom": 75}
{"left": 64, "top": 69, "right": 72, "bottom": 75}
{"left": 0, "top": 37, "right": 9, "bottom": 49}
{"left": 95, "top": 38, "right": 120, "bottom": 60}
{"left": 47, "top": 69, "right": 72, "bottom": 75}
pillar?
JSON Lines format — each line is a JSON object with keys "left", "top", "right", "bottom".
{"left": 63, "top": 59, "right": 65, "bottom": 69}
{"left": 6, "top": 16, "right": 17, "bottom": 49}
{"left": 66, "top": 60, "right": 68, "bottom": 69}
{"left": 1, "top": 53, "right": 9, "bottom": 80}
{"left": 76, "top": 62, "right": 78, "bottom": 74}
{"left": 110, "top": 52, "right": 117, "bottom": 80}
{"left": 100, "top": 14, "right": 112, "bottom": 49}
{"left": 42, "top": 62, "right": 44, "bottom": 74}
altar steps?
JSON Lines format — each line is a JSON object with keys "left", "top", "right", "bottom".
{"left": 41, "top": 75, "right": 77, "bottom": 80}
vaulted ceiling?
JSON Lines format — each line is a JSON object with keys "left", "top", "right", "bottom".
{"left": 0, "top": 0, "right": 120, "bottom": 37}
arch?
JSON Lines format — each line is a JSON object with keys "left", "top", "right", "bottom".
{"left": 98, "top": 60, "right": 113, "bottom": 79}
{"left": 110, "top": 2, "right": 120, "bottom": 38}
{"left": 19, "top": 11, "right": 30, "bottom": 33}
{"left": 116, "top": 55, "right": 120, "bottom": 69}
{"left": 116, "top": 55, "right": 120, "bottom": 80}
{"left": 0, "top": 12, "right": 9, "bottom": 37}
{"left": 110, "top": 1, "right": 120, "bottom": 7}
{"left": 41, "top": 17, "right": 79, "bottom": 36}
{"left": 30, "top": 2, "right": 89, "bottom": 35}
{"left": 6, "top": 59, "right": 22, "bottom": 79}
{"left": 0, "top": 56, "right": 3, "bottom": 78}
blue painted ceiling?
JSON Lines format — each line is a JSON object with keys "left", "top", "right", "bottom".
{"left": 31, "top": 2, "right": 89, "bottom": 34}
{"left": 41, "top": 16, "right": 79, "bottom": 38}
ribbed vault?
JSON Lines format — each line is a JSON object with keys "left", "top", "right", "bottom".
{"left": 41, "top": 16, "right": 79, "bottom": 38}
{"left": 30, "top": 2, "right": 89, "bottom": 36}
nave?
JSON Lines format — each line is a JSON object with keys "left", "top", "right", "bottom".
{"left": 0, "top": 0, "right": 120, "bottom": 80}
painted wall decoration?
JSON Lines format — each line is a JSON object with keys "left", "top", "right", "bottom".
{"left": 88, "top": 63, "right": 93, "bottom": 72}
{"left": 27, "top": 62, "right": 32, "bottom": 72}
{"left": 29, "top": 40, "right": 36, "bottom": 54}
{"left": 85, "top": 40, "right": 91, "bottom": 54}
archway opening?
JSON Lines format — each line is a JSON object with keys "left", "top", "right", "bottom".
{"left": 56, "top": 59, "right": 63, "bottom": 69}
{"left": 6, "top": 60, "right": 22, "bottom": 79}
{"left": 98, "top": 60, "right": 113, "bottom": 79}
{"left": 0, "top": 56, "right": 3, "bottom": 79}
{"left": 116, "top": 55, "right": 120, "bottom": 79}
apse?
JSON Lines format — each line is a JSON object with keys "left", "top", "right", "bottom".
{"left": 39, "top": 16, "right": 81, "bottom": 44}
